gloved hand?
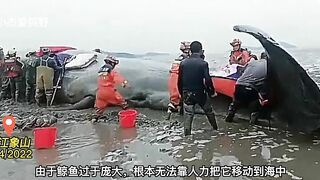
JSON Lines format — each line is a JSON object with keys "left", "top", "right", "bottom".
{"left": 122, "top": 80, "right": 128, "bottom": 88}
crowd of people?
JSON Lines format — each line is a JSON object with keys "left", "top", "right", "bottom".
{"left": 167, "top": 40, "right": 269, "bottom": 136}
{"left": 0, "top": 40, "right": 270, "bottom": 136}
{"left": 0, "top": 47, "right": 62, "bottom": 106}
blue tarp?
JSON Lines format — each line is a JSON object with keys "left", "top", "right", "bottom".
{"left": 55, "top": 53, "right": 73, "bottom": 66}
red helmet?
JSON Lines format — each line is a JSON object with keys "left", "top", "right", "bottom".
{"left": 104, "top": 55, "right": 119, "bottom": 65}
{"left": 180, "top": 41, "right": 191, "bottom": 52}
{"left": 230, "top": 39, "right": 242, "bottom": 46}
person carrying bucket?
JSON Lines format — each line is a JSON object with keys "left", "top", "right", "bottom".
{"left": 167, "top": 42, "right": 191, "bottom": 116}
{"left": 93, "top": 55, "right": 128, "bottom": 122}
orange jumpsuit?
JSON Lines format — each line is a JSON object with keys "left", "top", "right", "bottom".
{"left": 168, "top": 57, "right": 184, "bottom": 107}
{"left": 95, "top": 70, "right": 127, "bottom": 115}
{"left": 229, "top": 49, "right": 251, "bottom": 66}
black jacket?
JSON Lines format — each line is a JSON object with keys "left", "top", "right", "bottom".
{"left": 177, "top": 53, "right": 215, "bottom": 95}
{"left": 35, "top": 55, "right": 62, "bottom": 71}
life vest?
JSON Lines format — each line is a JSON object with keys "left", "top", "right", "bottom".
{"left": 169, "top": 54, "right": 188, "bottom": 74}
{"left": 229, "top": 48, "right": 251, "bottom": 65}
{"left": 98, "top": 69, "right": 125, "bottom": 88}
{"left": 3, "top": 57, "right": 22, "bottom": 78}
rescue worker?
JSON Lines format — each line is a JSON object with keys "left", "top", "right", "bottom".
{"left": 1, "top": 49, "right": 24, "bottom": 102}
{"left": 167, "top": 41, "right": 191, "bottom": 114}
{"left": 93, "top": 55, "right": 128, "bottom": 122}
{"left": 248, "top": 51, "right": 258, "bottom": 60}
{"left": 34, "top": 48, "right": 62, "bottom": 107}
{"left": 229, "top": 39, "right": 251, "bottom": 65}
{"left": 0, "top": 47, "right": 4, "bottom": 100}
{"left": 225, "top": 52, "right": 268, "bottom": 124}
{"left": 178, "top": 41, "right": 218, "bottom": 136}
{"left": 52, "top": 53, "right": 63, "bottom": 88}
{"left": 25, "top": 51, "right": 38, "bottom": 104}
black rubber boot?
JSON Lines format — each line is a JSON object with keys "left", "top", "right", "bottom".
{"left": 35, "top": 98, "right": 41, "bottom": 106}
{"left": 184, "top": 116, "right": 193, "bottom": 136}
{"left": 11, "top": 91, "right": 15, "bottom": 102}
{"left": 225, "top": 102, "right": 236, "bottom": 122}
{"left": 225, "top": 111, "right": 235, "bottom": 122}
{"left": 249, "top": 112, "right": 259, "bottom": 125}
{"left": 207, "top": 114, "right": 218, "bottom": 130}
{"left": 46, "top": 95, "right": 52, "bottom": 107}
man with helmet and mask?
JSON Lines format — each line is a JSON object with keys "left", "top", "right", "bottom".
{"left": 1, "top": 48, "right": 24, "bottom": 102}
{"left": 34, "top": 47, "right": 62, "bottom": 107}
{"left": 229, "top": 39, "right": 252, "bottom": 66}
{"left": 225, "top": 51, "right": 269, "bottom": 124}
{"left": 93, "top": 55, "right": 128, "bottom": 122}
{"left": 167, "top": 41, "right": 191, "bottom": 115}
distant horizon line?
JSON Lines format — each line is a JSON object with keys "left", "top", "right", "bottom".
{"left": 6, "top": 46, "right": 320, "bottom": 56}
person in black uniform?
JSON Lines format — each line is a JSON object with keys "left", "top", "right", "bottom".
{"left": 178, "top": 41, "right": 218, "bottom": 136}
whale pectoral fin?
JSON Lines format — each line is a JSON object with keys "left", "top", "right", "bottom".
{"left": 127, "top": 99, "right": 146, "bottom": 107}
{"left": 48, "top": 96, "right": 95, "bottom": 111}
{"left": 72, "top": 96, "right": 95, "bottom": 110}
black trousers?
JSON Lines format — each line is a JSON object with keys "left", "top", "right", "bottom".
{"left": 232, "top": 84, "right": 261, "bottom": 113}
{"left": 182, "top": 90, "right": 214, "bottom": 116}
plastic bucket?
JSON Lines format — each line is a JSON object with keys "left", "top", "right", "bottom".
{"left": 118, "top": 109, "right": 138, "bottom": 128}
{"left": 34, "top": 127, "right": 57, "bottom": 149}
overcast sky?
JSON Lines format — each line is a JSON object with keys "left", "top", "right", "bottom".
{"left": 1, "top": 0, "right": 320, "bottom": 53}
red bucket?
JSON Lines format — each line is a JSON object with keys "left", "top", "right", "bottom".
{"left": 34, "top": 127, "right": 57, "bottom": 149}
{"left": 118, "top": 109, "right": 138, "bottom": 128}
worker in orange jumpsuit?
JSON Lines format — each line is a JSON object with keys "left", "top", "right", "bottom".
{"left": 93, "top": 56, "right": 128, "bottom": 122}
{"left": 167, "top": 42, "right": 191, "bottom": 117}
{"left": 229, "top": 39, "right": 252, "bottom": 66}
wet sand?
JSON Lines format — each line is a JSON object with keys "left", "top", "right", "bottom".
{"left": 0, "top": 100, "right": 319, "bottom": 180}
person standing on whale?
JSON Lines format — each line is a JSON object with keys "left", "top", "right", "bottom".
{"left": 167, "top": 41, "right": 191, "bottom": 115}
{"left": 178, "top": 41, "right": 218, "bottom": 136}
{"left": 93, "top": 55, "right": 128, "bottom": 122}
